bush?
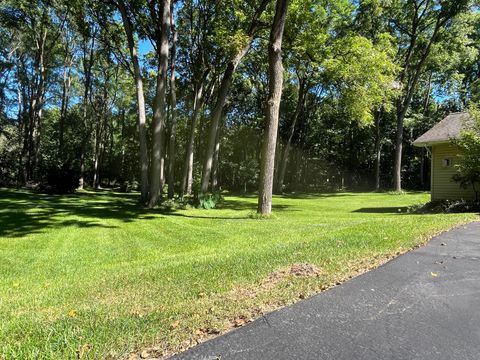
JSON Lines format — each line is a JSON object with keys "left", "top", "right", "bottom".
{"left": 452, "top": 106, "right": 480, "bottom": 201}
{"left": 411, "top": 200, "right": 480, "bottom": 214}
{"left": 193, "top": 191, "right": 223, "bottom": 209}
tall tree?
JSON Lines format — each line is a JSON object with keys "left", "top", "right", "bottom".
{"left": 167, "top": 3, "right": 177, "bottom": 199}
{"left": 200, "top": 0, "right": 270, "bottom": 193}
{"left": 148, "top": 0, "right": 171, "bottom": 208}
{"left": 391, "top": 0, "right": 470, "bottom": 191}
{"left": 257, "top": 0, "right": 289, "bottom": 215}
{"left": 116, "top": 0, "right": 149, "bottom": 203}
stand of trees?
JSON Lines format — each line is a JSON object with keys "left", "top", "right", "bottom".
{"left": 1, "top": 0, "right": 478, "bottom": 212}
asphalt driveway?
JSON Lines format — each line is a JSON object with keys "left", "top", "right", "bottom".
{"left": 171, "top": 222, "right": 480, "bottom": 360}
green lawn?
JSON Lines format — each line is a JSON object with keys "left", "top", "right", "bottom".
{"left": 0, "top": 189, "right": 477, "bottom": 359}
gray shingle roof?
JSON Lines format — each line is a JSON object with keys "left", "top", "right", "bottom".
{"left": 413, "top": 112, "right": 470, "bottom": 147}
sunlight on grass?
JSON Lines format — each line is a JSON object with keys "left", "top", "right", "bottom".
{"left": 0, "top": 189, "right": 477, "bottom": 359}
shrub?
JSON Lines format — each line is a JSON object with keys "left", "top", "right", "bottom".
{"left": 452, "top": 106, "right": 480, "bottom": 201}
{"left": 411, "top": 200, "right": 480, "bottom": 214}
{"left": 193, "top": 191, "right": 223, "bottom": 209}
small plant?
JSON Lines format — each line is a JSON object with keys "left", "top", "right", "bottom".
{"left": 193, "top": 191, "right": 224, "bottom": 209}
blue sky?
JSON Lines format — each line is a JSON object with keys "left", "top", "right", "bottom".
{"left": 139, "top": 39, "right": 153, "bottom": 56}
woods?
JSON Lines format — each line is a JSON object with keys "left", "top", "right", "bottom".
{"left": 1, "top": 0, "right": 479, "bottom": 210}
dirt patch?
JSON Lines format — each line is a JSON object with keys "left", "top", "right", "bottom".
{"left": 263, "top": 263, "right": 322, "bottom": 285}
{"left": 226, "top": 263, "right": 323, "bottom": 302}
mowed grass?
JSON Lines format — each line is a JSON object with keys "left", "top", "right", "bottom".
{"left": 0, "top": 189, "right": 477, "bottom": 359}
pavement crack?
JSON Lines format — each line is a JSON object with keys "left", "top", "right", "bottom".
{"left": 262, "top": 314, "right": 272, "bottom": 328}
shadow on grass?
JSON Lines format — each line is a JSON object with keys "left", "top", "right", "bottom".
{"left": 0, "top": 188, "right": 293, "bottom": 238}
{"left": 352, "top": 207, "right": 411, "bottom": 214}
{"left": 278, "top": 192, "right": 354, "bottom": 199}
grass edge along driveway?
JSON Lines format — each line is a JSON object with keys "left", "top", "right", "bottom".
{"left": 0, "top": 189, "right": 477, "bottom": 359}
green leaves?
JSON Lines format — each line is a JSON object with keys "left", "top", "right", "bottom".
{"left": 452, "top": 105, "right": 480, "bottom": 200}
{"left": 323, "top": 34, "right": 399, "bottom": 124}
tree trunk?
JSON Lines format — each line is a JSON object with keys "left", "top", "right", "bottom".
{"left": 117, "top": 0, "right": 149, "bottom": 203}
{"left": 200, "top": 0, "right": 270, "bottom": 193}
{"left": 79, "top": 31, "right": 96, "bottom": 189}
{"left": 180, "top": 80, "right": 204, "bottom": 197}
{"left": 59, "top": 38, "right": 73, "bottom": 156}
{"left": 257, "top": 0, "right": 289, "bottom": 215}
{"left": 393, "top": 101, "right": 405, "bottom": 192}
{"left": 211, "top": 123, "right": 221, "bottom": 191}
{"left": 275, "top": 75, "right": 306, "bottom": 193}
{"left": 167, "top": 10, "right": 177, "bottom": 199}
{"left": 200, "top": 59, "right": 240, "bottom": 193}
{"left": 374, "top": 108, "right": 382, "bottom": 191}
{"left": 148, "top": 0, "right": 171, "bottom": 208}
{"left": 32, "top": 29, "right": 47, "bottom": 182}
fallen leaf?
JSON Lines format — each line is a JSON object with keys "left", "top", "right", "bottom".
{"left": 77, "top": 343, "right": 91, "bottom": 359}
{"left": 170, "top": 320, "right": 180, "bottom": 329}
{"left": 233, "top": 318, "right": 246, "bottom": 327}
{"left": 431, "top": 272, "right": 438, "bottom": 277}
{"left": 68, "top": 309, "right": 79, "bottom": 317}
{"left": 140, "top": 350, "right": 150, "bottom": 359}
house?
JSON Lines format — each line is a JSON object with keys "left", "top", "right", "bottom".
{"left": 413, "top": 112, "right": 475, "bottom": 201}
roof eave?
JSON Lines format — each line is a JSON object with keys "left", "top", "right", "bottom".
{"left": 413, "top": 139, "right": 452, "bottom": 147}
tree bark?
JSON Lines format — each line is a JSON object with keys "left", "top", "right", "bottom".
{"left": 374, "top": 108, "right": 382, "bottom": 191}
{"left": 31, "top": 28, "right": 48, "bottom": 182}
{"left": 167, "top": 9, "right": 177, "bottom": 199}
{"left": 59, "top": 36, "right": 73, "bottom": 156}
{"left": 79, "top": 31, "right": 96, "bottom": 189}
{"left": 180, "top": 80, "right": 204, "bottom": 197}
{"left": 257, "top": 0, "right": 289, "bottom": 215}
{"left": 148, "top": 0, "right": 171, "bottom": 208}
{"left": 211, "top": 123, "right": 221, "bottom": 191}
{"left": 117, "top": 0, "right": 149, "bottom": 203}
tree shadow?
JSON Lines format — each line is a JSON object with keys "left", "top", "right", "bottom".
{"left": 352, "top": 207, "right": 411, "bottom": 214}
{"left": 0, "top": 189, "right": 152, "bottom": 238}
{"left": 278, "top": 192, "right": 356, "bottom": 199}
{"left": 0, "top": 189, "right": 294, "bottom": 238}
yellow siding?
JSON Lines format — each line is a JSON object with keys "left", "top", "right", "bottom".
{"left": 431, "top": 143, "right": 475, "bottom": 201}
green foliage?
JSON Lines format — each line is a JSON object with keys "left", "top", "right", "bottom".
{"left": 324, "top": 34, "right": 399, "bottom": 123}
{"left": 194, "top": 191, "right": 224, "bottom": 209}
{"left": 0, "top": 119, "right": 21, "bottom": 186}
{"left": 452, "top": 106, "right": 480, "bottom": 200}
